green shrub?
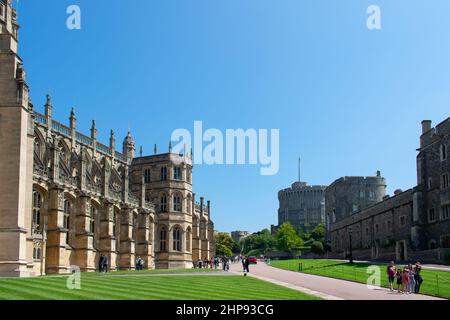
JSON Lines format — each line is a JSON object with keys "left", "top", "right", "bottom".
{"left": 445, "top": 250, "right": 450, "bottom": 265}
{"left": 311, "top": 241, "right": 325, "bottom": 255}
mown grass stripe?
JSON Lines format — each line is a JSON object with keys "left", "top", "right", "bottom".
{"left": 0, "top": 273, "right": 317, "bottom": 300}
{"left": 81, "top": 278, "right": 212, "bottom": 300}
{"left": 0, "top": 279, "right": 120, "bottom": 300}
{"left": 94, "top": 276, "right": 261, "bottom": 300}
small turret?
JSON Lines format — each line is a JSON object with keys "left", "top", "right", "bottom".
{"left": 123, "top": 130, "right": 135, "bottom": 161}
{"left": 90, "top": 120, "right": 97, "bottom": 140}
{"left": 69, "top": 108, "right": 76, "bottom": 130}
{"left": 45, "top": 94, "right": 52, "bottom": 118}
{"left": 109, "top": 129, "right": 115, "bottom": 151}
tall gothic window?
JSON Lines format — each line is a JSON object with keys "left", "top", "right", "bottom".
{"left": 144, "top": 169, "right": 151, "bottom": 183}
{"left": 64, "top": 199, "right": 71, "bottom": 245}
{"left": 112, "top": 209, "right": 118, "bottom": 238}
{"left": 187, "top": 169, "right": 192, "bottom": 183}
{"left": 173, "top": 227, "right": 181, "bottom": 251}
{"left": 442, "top": 204, "right": 450, "bottom": 220}
{"left": 90, "top": 204, "right": 100, "bottom": 249}
{"left": 34, "top": 138, "right": 42, "bottom": 160}
{"left": 442, "top": 173, "right": 450, "bottom": 189}
{"left": 441, "top": 144, "right": 447, "bottom": 161}
{"left": 33, "top": 246, "right": 41, "bottom": 260}
{"left": 173, "top": 167, "right": 182, "bottom": 180}
{"left": 132, "top": 213, "right": 137, "bottom": 240}
{"left": 187, "top": 194, "right": 191, "bottom": 214}
{"left": 90, "top": 205, "right": 96, "bottom": 234}
{"left": 160, "top": 227, "right": 167, "bottom": 252}
{"left": 173, "top": 194, "right": 182, "bottom": 212}
{"left": 186, "top": 227, "right": 191, "bottom": 252}
{"left": 160, "top": 167, "right": 167, "bottom": 181}
{"left": 160, "top": 194, "right": 167, "bottom": 212}
{"left": 32, "top": 191, "right": 42, "bottom": 234}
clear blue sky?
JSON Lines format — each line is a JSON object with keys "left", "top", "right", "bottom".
{"left": 18, "top": 0, "right": 450, "bottom": 233}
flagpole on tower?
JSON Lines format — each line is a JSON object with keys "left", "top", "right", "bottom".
{"left": 298, "top": 157, "right": 301, "bottom": 182}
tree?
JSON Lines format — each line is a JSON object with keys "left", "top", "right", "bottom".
{"left": 310, "top": 224, "right": 325, "bottom": 242}
{"left": 215, "top": 243, "right": 233, "bottom": 257}
{"left": 275, "top": 223, "right": 304, "bottom": 254}
{"left": 311, "top": 241, "right": 325, "bottom": 255}
{"left": 241, "top": 229, "right": 276, "bottom": 255}
{"left": 214, "top": 232, "right": 239, "bottom": 257}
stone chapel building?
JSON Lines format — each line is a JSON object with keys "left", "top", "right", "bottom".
{"left": 0, "top": 0, "right": 214, "bottom": 277}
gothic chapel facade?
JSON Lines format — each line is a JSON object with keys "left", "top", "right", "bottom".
{"left": 0, "top": 0, "right": 214, "bottom": 277}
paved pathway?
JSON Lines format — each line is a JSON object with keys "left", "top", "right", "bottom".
{"left": 230, "top": 263, "right": 443, "bottom": 300}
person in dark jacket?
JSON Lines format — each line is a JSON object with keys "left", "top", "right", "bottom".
{"left": 98, "top": 254, "right": 105, "bottom": 273}
{"left": 244, "top": 256, "right": 250, "bottom": 273}
{"left": 103, "top": 254, "right": 109, "bottom": 273}
{"left": 414, "top": 262, "right": 423, "bottom": 293}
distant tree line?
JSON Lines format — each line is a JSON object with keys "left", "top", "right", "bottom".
{"left": 214, "top": 223, "right": 327, "bottom": 258}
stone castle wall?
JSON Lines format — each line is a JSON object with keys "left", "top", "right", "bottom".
{"left": 277, "top": 182, "right": 327, "bottom": 229}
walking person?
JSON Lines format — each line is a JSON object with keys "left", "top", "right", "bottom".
{"left": 222, "top": 256, "right": 228, "bottom": 271}
{"left": 402, "top": 266, "right": 410, "bottom": 294}
{"left": 135, "top": 256, "right": 140, "bottom": 271}
{"left": 244, "top": 256, "right": 250, "bottom": 273}
{"left": 407, "top": 263, "right": 416, "bottom": 294}
{"left": 102, "top": 254, "right": 108, "bottom": 273}
{"left": 214, "top": 257, "right": 219, "bottom": 269}
{"left": 414, "top": 262, "right": 423, "bottom": 293}
{"left": 135, "top": 256, "right": 143, "bottom": 271}
{"left": 387, "top": 261, "right": 397, "bottom": 292}
{"left": 98, "top": 254, "right": 105, "bottom": 273}
{"left": 396, "top": 267, "right": 403, "bottom": 293}
{"left": 241, "top": 256, "right": 246, "bottom": 272}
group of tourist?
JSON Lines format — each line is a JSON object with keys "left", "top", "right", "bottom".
{"left": 193, "top": 257, "right": 233, "bottom": 270}
{"left": 193, "top": 256, "right": 251, "bottom": 271}
{"left": 387, "top": 261, "right": 423, "bottom": 294}
{"left": 193, "top": 258, "right": 217, "bottom": 269}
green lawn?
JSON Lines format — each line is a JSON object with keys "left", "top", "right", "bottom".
{"left": 270, "top": 259, "right": 450, "bottom": 299}
{"left": 0, "top": 271, "right": 319, "bottom": 300}
{"left": 52, "top": 267, "right": 221, "bottom": 277}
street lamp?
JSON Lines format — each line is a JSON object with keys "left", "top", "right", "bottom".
{"left": 348, "top": 226, "right": 353, "bottom": 264}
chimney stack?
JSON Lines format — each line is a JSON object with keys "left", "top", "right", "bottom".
{"left": 421, "top": 120, "right": 432, "bottom": 134}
